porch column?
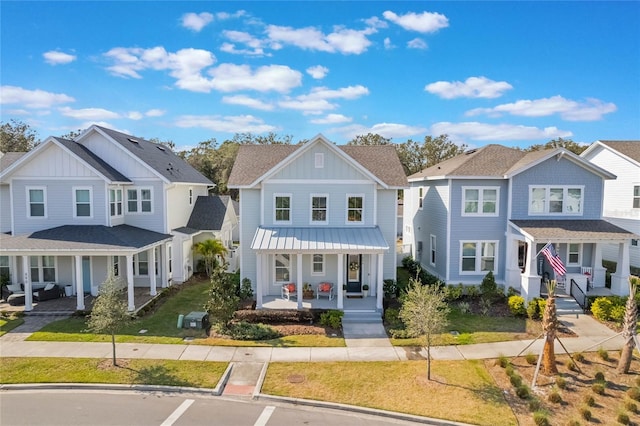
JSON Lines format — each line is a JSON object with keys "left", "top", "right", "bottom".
{"left": 521, "top": 238, "right": 540, "bottom": 302}
{"left": 160, "top": 244, "right": 167, "bottom": 288}
{"left": 504, "top": 232, "right": 521, "bottom": 294}
{"left": 592, "top": 243, "right": 606, "bottom": 288}
{"left": 10, "top": 256, "right": 18, "bottom": 285}
{"left": 22, "top": 256, "right": 33, "bottom": 312}
{"left": 256, "top": 253, "right": 263, "bottom": 309}
{"left": 611, "top": 241, "right": 631, "bottom": 296}
{"left": 296, "top": 253, "right": 303, "bottom": 310}
{"left": 149, "top": 248, "right": 157, "bottom": 296}
{"left": 376, "top": 253, "right": 384, "bottom": 310}
{"left": 337, "top": 254, "right": 344, "bottom": 310}
{"left": 74, "top": 255, "right": 84, "bottom": 310}
{"left": 126, "top": 254, "right": 135, "bottom": 311}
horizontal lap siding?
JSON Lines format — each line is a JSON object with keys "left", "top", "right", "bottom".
{"left": 1, "top": 185, "right": 11, "bottom": 233}
{"left": 122, "top": 180, "right": 165, "bottom": 233}
{"left": 377, "top": 189, "right": 398, "bottom": 279}
{"left": 240, "top": 189, "right": 261, "bottom": 285}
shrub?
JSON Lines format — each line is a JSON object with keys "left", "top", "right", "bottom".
{"left": 527, "top": 297, "right": 546, "bottom": 320}
{"left": 617, "top": 413, "right": 630, "bottom": 425}
{"left": 566, "top": 360, "right": 578, "bottom": 371}
{"left": 610, "top": 305, "right": 625, "bottom": 323}
{"left": 566, "top": 420, "right": 581, "bottom": 426}
{"left": 597, "top": 347, "right": 609, "bottom": 361}
{"left": 496, "top": 355, "right": 509, "bottom": 368}
{"left": 574, "top": 352, "right": 585, "bottom": 363}
{"left": 627, "top": 387, "right": 640, "bottom": 402}
{"left": 509, "top": 295, "right": 527, "bottom": 317}
{"left": 592, "top": 383, "right": 605, "bottom": 395}
{"left": 480, "top": 297, "right": 492, "bottom": 316}
{"left": 528, "top": 398, "right": 541, "bottom": 412}
{"left": 319, "top": 310, "right": 344, "bottom": 329}
{"left": 580, "top": 407, "right": 592, "bottom": 421}
{"left": 480, "top": 271, "right": 499, "bottom": 299}
{"left": 233, "top": 309, "right": 320, "bottom": 324}
{"left": 583, "top": 395, "right": 595, "bottom": 406}
{"left": 548, "top": 390, "right": 563, "bottom": 403}
{"left": 537, "top": 299, "right": 546, "bottom": 315}
{"left": 457, "top": 301, "right": 471, "bottom": 314}
{"left": 466, "top": 285, "right": 480, "bottom": 299}
{"left": 516, "top": 385, "right": 530, "bottom": 399}
{"left": 533, "top": 411, "right": 550, "bottom": 426}
{"left": 389, "top": 328, "right": 414, "bottom": 339}
{"left": 239, "top": 278, "right": 254, "bottom": 300}
{"left": 624, "top": 400, "right": 637, "bottom": 413}
{"left": 384, "top": 308, "right": 401, "bottom": 326}
{"left": 525, "top": 352, "right": 537, "bottom": 365}
{"left": 226, "top": 321, "right": 281, "bottom": 340}
{"left": 383, "top": 279, "right": 398, "bottom": 299}
{"left": 510, "top": 374, "right": 523, "bottom": 387}
{"left": 594, "top": 371, "right": 605, "bottom": 381}
{"left": 556, "top": 376, "right": 567, "bottom": 389}
{"left": 505, "top": 365, "right": 515, "bottom": 377}
{"left": 445, "top": 284, "right": 464, "bottom": 302}
{"left": 507, "top": 286, "right": 519, "bottom": 297}
{"left": 591, "top": 297, "right": 614, "bottom": 321}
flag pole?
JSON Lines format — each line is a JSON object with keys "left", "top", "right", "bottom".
{"left": 534, "top": 241, "right": 552, "bottom": 258}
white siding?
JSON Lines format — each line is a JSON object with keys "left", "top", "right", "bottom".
{"left": 80, "top": 132, "right": 157, "bottom": 180}
{"left": 377, "top": 189, "right": 399, "bottom": 280}
{"left": 0, "top": 184, "right": 11, "bottom": 233}
{"left": 122, "top": 180, "right": 165, "bottom": 233}
{"left": 166, "top": 184, "right": 208, "bottom": 231}
{"left": 11, "top": 143, "right": 100, "bottom": 179}
{"left": 239, "top": 189, "right": 261, "bottom": 287}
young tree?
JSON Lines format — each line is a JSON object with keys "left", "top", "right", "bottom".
{"left": 204, "top": 262, "right": 239, "bottom": 330}
{"left": 86, "top": 274, "right": 130, "bottom": 366}
{"left": 1, "top": 119, "right": 39, "bottom": 152}
{"left": 422, "top": 134, "right": 467, "bottom": 168}
{"left": 618, "top": 278, "right": 638, "bottom": 374}
{"left": 399, "top": 278, "right": 450, "bottom": 380}
{"left": 541, "top": 280, "right": 559, "bottom": 375}
{"left": 193, "top": 239, "right": 228, "bottom": 277}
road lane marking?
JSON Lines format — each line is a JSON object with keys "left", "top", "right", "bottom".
{"left": 160, "top": 399, "right": 194, "bottom": 426}
{"left": 254, "top": 405, "right": 276, "bottom": 426}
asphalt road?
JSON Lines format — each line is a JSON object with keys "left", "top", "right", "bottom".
{"left": 0, "top": 390, "right": 428, "bottom": 426}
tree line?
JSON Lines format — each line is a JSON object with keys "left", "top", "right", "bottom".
{"left": 1, "top": 119, "right": 587, "bottom": 199}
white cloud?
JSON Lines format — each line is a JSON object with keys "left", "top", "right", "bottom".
{"left": 465, "top": 95, "right": 617, "bottom": 121}
{"left": 278, "top": 85, "right": 369, "bottom": 114}
{"left": 306, "top": 65, "right": 329, "bottom": 79}
{"left": 0, "top": 86, "right": 75, "bottom": 108}
{"left": 383, "top": 37, "right": 395, "bottom": 49}
{"left": 127, "top": 111, "right": 143, "bottom": 120}
{"left": 308, "top": 85, "right": 369, "bottom": 100}
{"left": 221, "top": 30, "right": 267, "bottom": 56}
{"left": 333, "top": 122, "right": 427, "bottom": 140}
{"left": 430, "top": 121, "right": 573, "bottom": 142}
{"left": 145, "top": 109, "right": 166, "bottom": 117}
{"left": 175, "top": 114, "right": 278, "bottom": 133}
{"left": 310, "top": 114, "right": 352, "bottom": 124}
{"left": 43, "top": 50, "right": 76, "bottom": 65}
{"left": 208, "top": 64, "right": 302, "bottom": 93}
{"left": 222, "top": 95, "right": 274, "bottom": 111}
{"left": 59, "top": 106, "right": 120, "bottom": 120}
{"left": 426, "top": 76, "right": 513, "bottom": 99}
{"left": 407, "top": 38, "right": 428, "bottom": 49}
{"left": 363, "top": 16, "right": 388, "bottom": 30}
{"left": 181, "top": 12, "right": 214, "bottom": 32}
{"left": 265, "top": 24, "right": 373, "bottom": 55}
{"left": 383, "top": 11, "right": 449, "bottom": 33}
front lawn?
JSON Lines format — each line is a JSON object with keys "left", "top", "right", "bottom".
{"left": 263, "top": 360, "right": 517, "bottom": 426}
{"left": 0, "top": 315, "right": 24, "bottom": 336}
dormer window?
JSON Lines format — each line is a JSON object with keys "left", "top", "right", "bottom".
{"left": 315, "top": 153, "right": 324, "bottom": 168}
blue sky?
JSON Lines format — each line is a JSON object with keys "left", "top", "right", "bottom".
{"left": 1, "top": 1, "right": 639, "bottom": 150}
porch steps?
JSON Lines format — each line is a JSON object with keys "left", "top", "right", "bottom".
{"left": 342, "top": 311, "right": 383, "bottom": 323}
{"left": 555, "top": 295, "right": 584, "bottom": 316}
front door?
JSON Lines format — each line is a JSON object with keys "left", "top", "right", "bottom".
{"left": 82, "top": 256, "right": 91, "bottom": 293}
{"left": 346, "top": 254, "right": 361, "bottom": 293}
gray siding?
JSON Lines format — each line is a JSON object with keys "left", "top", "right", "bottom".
{"left": 1, "top": 184, "right": 11, "bottom": 233}
{"left": 271, "top": 143, "right": 370, "bottom": 181}
{"left": 377, "top": 189, "right": 398, "bottom": 280}
{"left": 122, "top": 180, "right": 166, "bottom": 233}
{"left": 239, "top": 189, "right": 261, "bottom": 286}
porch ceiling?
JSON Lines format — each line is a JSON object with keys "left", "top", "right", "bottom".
{"left": 0, "top": 224, "right": 172, "bottom": 254}
{"left": 510, "top": 219, "right": 638, "bottom": 241}
{"left": 251, "top": 226, "right": 389, "bottom": 253}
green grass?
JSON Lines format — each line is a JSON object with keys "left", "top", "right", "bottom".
{"left": 0, "top": 316, "right": 24, "bottom": 336}
{"left": 0, "top": 357, "right": 227, "bottom": 388}
{"left": 263, "top": 360, "right": 517, "bottom": 426}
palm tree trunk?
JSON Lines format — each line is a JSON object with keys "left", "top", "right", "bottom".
{"left": 426, "top": 333, "right": 431, "bottom": 381}
{"left": 111, "top": 332, "right": 117, "bottom": 366}
{"left": 542, "top": 281, "right": 558, "bottom": 375}
{"left": 617, "top": 283, "right": 637, "bottom": 374}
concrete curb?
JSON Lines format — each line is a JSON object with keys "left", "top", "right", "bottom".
{"left": 252, "top": 361, "right": 269, "bottom": 400}
{"left": 0, "top": 382, "right": 217, "bottom": 395}
{"left": 214, "top": 362, "right": 235, "bottom": 396}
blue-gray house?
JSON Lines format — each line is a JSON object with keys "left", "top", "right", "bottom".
{"left": 403, "top": 144, "right": 637, "bottom": 302}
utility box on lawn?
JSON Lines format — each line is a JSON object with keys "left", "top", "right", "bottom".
{"left": 183, "top": 311, "right": 209, "bottom": 329}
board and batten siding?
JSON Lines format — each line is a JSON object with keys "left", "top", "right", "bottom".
{"left": 11, "top": 142, "right": 101, "bottom": 179}
{"left": 12, "top": 178, "right": 107, "bottom": 235}
{"left": 510, "top": 156, "right": 604, "bottom": 220}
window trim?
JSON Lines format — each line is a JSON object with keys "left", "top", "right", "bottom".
{"left": 274, "top": 253, "right": 291, "bottom": 283}
{"left": 567, "top": 243, "right": 582, "bottom": 266}
{"left": 459, "top": 240, "right": 498, "bottom": 275}
{"left": 461, "top": 186, "right": 499, "bottom": 216}
{"left": 430, "top": 234, "right": 436, "bottom": 267}
{"left": 418, "top": 187, "right": 424, "bottom": 210}
{"left": 189, "top": 187, "right": 193, "bottom": 206}
{"left": 26, "top": 186, "right": 47, "bottom": 218}
{"left": 29, "top": 255, "right": 57, "bottom": 283}
{"left": 133, "top": 251, "right": 149, "bottom": 276}
{"left": 633, "top": 185, "right": 640, "bottom": 209}
{"left": 346, "top": 194, "right": 364, "bottom": 224}
{"left": 310, "top": 194, "right": 328, "bottom": 224}
{"left": 274, "top": 193, "right": 292, "bottom": 224}
{"left": 73, "top": 186, "right": 93, "bottom": 219}
{"left": 0, "top": 255, "right": 10, "bottom": 280}
{"left": 528, "top": 185, "right": 584, "bottom": 216}
{"left": 311, "top": 254, "right": 325, "bottom": 276}
{"left": 126, "top": 187, "right": 154, "bottom": 214}
{"left": 109, "top": 188, "right": 123, "bottom": 217}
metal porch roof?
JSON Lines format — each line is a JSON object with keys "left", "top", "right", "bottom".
{"left": 250, "top": 226, "right": 389, "bottom": 253}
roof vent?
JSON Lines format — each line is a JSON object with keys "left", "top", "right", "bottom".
{"left": 128, "top": 138, "right": 139, "bottom": 144}
{"left": 157, "top": 145, "right": 166, "bottom": 151}
{"left": 465, "top": 149, "right": 477, "bottom": 155}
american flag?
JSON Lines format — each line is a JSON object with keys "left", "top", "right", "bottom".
{"left": 541, "top": 243, "right": 567, "bottom": 276}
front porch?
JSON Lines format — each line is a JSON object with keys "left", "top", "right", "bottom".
{"left": 262, "top": 294, "right": 377, "bottom": 311}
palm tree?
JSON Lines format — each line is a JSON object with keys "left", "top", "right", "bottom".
{"left": 193, "top": 239, "right": 228, "bottom": 277}
{"left": 617, "top": 277, "right": 638, "bottom": 374}
{"left": 542, "top": 280, "right": 559, "bottom": 375}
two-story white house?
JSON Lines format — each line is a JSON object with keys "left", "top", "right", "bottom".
{"left": 227, "top": 135, "right": 407, "bottom": 311}
{"left": 0, "top": 125, "right": 214, "bottom": 311}
{"left": 581, "top": 141, "right": 640, "bottom": 271}
{"left": 404, "top": 144, "right": 637, "bottom": 303}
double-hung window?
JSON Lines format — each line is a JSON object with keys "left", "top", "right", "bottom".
{"left": 134, "top": 252, "right": 149, "bottom": 276}
{"left": 462, "top": 187, "right": 499, "bottom": 216}
{"left": 311, "top": 195, "right": 327, "bottom": 223}
{"left": 109, "top": 188, "right": 123, "bottom": 217}
{"left": 30, "top": 256, "right": 56, "bottom": 282}
{"left": 634, "top": 185, "right": 640, "bottom": 209}
{"left": 568, "top": 243, "right": 581, "bottom": 265}
{"left": 127, "top": 188, "right": 153, "bottom": 213}
{"left": 461, "top": 241, "right": 497, "bottom": 274}
{"left": 418, "top": 187, "right": 424, "bottom": 209}
{"left": 0, "top": 256, "right": 9, "bottom": 280}
{"left": 347, "top": 195, "right": 363, "bottom": 223}
{"left": 312, "top": 254, "right": 324, "bottom": 275}
{"left": 112, "top": 256, "right": 120, "bottom": 277}
{"left": 274, "top": 194, "right": 291, "bottom": 223}
{"left": 430, "top": 235, "right": 436, "bottom": 266}
{"left": 73, "top": 187, "right": 92, "bottom": 218}
{"left": 529, "top": 186, "right": 583, "bottom": 215}
{"left": 275, "top": 254, "right": 290, "bottom": 282}
{"left": 27, "top": 187, "right": 46, "bottom": 218}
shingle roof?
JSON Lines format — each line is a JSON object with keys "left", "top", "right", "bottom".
{"left": 0, "top": 224, "right": 172, "bottom": 252}
{"left": 186, "top": 195, "right": 233, "bottom": 231}
{"left": 228, "top": 141, "right": 408, "bottom": 188}
{"left": 0, "top": 152, "right": 26, "bottom": 172}
{"left": 510, "top": 220, "right": 638, "bottom": 241}
{"left": 94, "top": 126, "right": 213, "bottom": 185}
{"left": 54, "top": 137, "right": 131, "bottom": 183}
{"left": 598, "top": 140, "right": 640, "bottom": 162}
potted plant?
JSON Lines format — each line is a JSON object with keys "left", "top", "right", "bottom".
{"left": 303, "top": 282, "right": 314, "bottom": 299}
{"left": 362, "top": 284, "right": 369, "bottom": 297}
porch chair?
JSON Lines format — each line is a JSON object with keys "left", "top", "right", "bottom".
{"left": 281, "top": 283, "right": 297, "bottom": 301}
{"left": 581, "top": 267, "right": 593, "bottom": 289}
{"left": 316, "top": 282, "right": 334, "bottom": 300}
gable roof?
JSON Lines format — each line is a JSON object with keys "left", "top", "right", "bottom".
{"left": 228, "top": 136, "right": 407, "bottom": 188}
{"left": 82, "top": 125, "right": 213, "bottom": 185}
{"left": 185, "top": 195, "right": 234, "bottom": 231}
{"left": 409, "top": 144, "right": 615, "bottom": 181}
{"left": 581, "top": 140, "right": 640, "bottom": 167}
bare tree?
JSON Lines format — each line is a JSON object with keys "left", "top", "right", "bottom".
{"left": 399, "top": 278, "right": 450, "bottom": 380}
{"left": 618, "top": 278, "right": 638, "bottom": 373}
